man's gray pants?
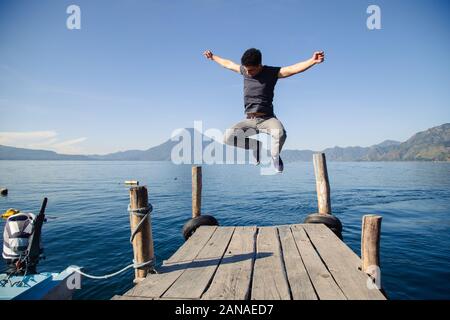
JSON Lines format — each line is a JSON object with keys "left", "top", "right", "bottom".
{"left": 223, "top": 116, "right": 287, "bottom": 160}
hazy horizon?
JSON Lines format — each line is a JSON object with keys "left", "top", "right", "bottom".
{"left": 2, "top": 122, "right": 448, "bottom": 156}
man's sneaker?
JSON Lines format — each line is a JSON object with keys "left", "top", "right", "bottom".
{"left": 272, "top": 156, "right": 284, "bottom": 173}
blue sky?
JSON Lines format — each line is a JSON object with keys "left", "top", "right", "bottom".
{"left": 0, "top": 0, "right": 449, "bottom": 154}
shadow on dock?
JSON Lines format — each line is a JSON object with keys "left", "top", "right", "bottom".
{"left": 160, "top": 252, "right": 272, "bottom": 273}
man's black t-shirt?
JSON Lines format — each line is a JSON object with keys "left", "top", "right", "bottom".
{"left": 240, "top": 65, "right": 281, "bottom": 116}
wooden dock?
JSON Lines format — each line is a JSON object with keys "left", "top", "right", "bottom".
{"left": 113, "top": 154, "right": 386, "bottom": 300}
{"left": 113, "top": 223, "right": 386, "bottom": 300}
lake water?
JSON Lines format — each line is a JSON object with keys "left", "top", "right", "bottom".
{"left": 0, "top": 160, "right": 449, "bottom": 300}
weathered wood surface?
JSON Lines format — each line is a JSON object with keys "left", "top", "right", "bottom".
{"left": 251, "top": 227, "right": 291, "bottom": 300}
{"left": 290, "top": 224, "right": 346, "bottom": 300}
{"left": 162, "top": 227, "right": 235, "bottom": 299}
{"left": 124, "top": 226, "right": 217, "bottom": 298}
{"left": 202, "top": 226, "right": 257, "bottom": 300}
{"left": 115, "top": 224, "right": 387, "bottom": 300}
{"left": 129, "top": 186, "right": 153, "bottom": 281}
{"left": 313, "top": 153, "right": 332, "bottom": 215}
{"left": 302, "top": 224, "right": 386, "bottom": 300}
{"left": 361, "top": 215, "right": 382, "bottom": 276}
{"left": 278, "top": 225, "right": 318, "bottom": 299}
{"left": 191, "top": 166, "right": 202, "bottom": 218}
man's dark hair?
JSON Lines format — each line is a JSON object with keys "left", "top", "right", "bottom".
{"left": 241, "top": 48, "right": 262, "bottom": 66}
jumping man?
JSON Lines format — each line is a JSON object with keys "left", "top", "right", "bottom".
{"left": 203, "top": 48, "right": 325, "bottom": 173}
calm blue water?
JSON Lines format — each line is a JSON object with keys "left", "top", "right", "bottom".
{"left": 0, "top": 161, "right": 449, "bottom": 300}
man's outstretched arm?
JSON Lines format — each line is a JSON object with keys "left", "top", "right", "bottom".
{"left": 203, "top": 50, "right": 241, "bottom": 73}
{"left": 278, "top": 51, "right": 325, "bottom": 78}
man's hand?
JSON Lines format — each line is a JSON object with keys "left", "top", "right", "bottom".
{"left": 203, "top": 50, "right": 214, "bottom": 60}
{"left": 278, "top": 51, "right": 325, "bottom": 78}
{"left": 202, "top": 50, "right": 241, "bottom": 73}
{"left": 311, "top": 51, "right": 325, "bottom": 64}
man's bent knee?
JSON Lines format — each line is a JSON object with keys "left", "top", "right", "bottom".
{"left": 270, "top": 128, "right": 287, "bottom": 141}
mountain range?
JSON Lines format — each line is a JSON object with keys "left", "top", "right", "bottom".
{"left": 1, "top": 123, "right": 449, "bottom": 162}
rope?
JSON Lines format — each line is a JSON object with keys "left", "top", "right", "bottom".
{"left": 128, "top": 203, "right": 153, "bottom": 243}
{"left": 128, "top": 203, "right": 153, "bottom": 217}
{"left": 67, "top": 202, "right": 157, "bottom": 280}
{"left": 68, "top": 259, "right": 156, "bottom": 280}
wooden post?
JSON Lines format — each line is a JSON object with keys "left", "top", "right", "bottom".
{"left": 313, "top": 153, "right": 331, "bottom": 215}
{"left": 192, "top": 166, "right": 202, "bottom": 218}
{"left": 129, "top": 186, "right": 154, "bottom": 283}
{"left": 361, "top": 215, "right": 382, "bottom": 279}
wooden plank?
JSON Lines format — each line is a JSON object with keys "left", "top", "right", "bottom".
{"left": 278, "top": 226, "right": 317, "bottom": 300}
{"left": 111, "top": 295, "right": 153, "bottom": 300}
{"left": 162, "top": 227, "right": 235, "bottom": 299}
{"left": 290, "top": 225, "right": 346, "bottom": 300}
{"left": 153, "top": 297, "right": 196, "bottom": 300}
{"left": 124, "top": 226, "right": 218, "bottom": 298}
{"left": 251, "top": 227, "right": 291, "bottom": 300}
{"left": 302, "top": 223, "right": 386, "bottom": 300}
{"left": 201, "top": 226, "right": 257, "bottom": 300}
{"left": 165, "top": 226, "right": 218, "bottom": 265}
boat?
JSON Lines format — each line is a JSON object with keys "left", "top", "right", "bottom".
{"left": 0, "top": 268, "right": 77, "bottom": 300}
{"left": 0, "top": 198, "right": 78, "bottom": 300}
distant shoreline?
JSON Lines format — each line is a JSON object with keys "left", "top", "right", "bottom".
{"left": 1, "top": 123, "right": 449, "bottom": 162}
